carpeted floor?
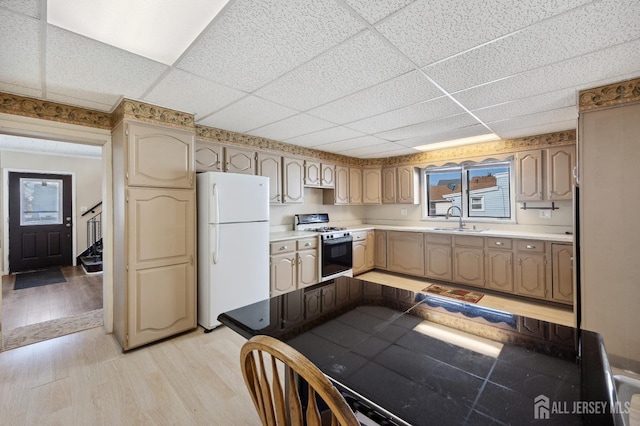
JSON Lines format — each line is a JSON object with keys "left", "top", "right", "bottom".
{"left": 1, "top": 308, "right": 103, "bottom": 351}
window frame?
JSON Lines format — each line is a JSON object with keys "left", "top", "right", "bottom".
{"left": 421, "top": 160, "right": 515, "bottom": 223}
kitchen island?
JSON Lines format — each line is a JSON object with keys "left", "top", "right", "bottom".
{"left": 219, "top": 276, "right": 620, "bottom": 425}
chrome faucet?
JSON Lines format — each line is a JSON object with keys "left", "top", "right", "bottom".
{"left": 445, "top": 205, "right": 464, "bottom": 229}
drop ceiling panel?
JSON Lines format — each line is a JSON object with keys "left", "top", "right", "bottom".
{"left": 0, "top": 0, "right": 40, "bottom": 18}
{"left": 338, "top": 142, "right": 415, "bottom": 158}
{"left": 472, "top": 88, "right": 577, "bottom": 123}
{"left": 255, "top": 30, "right": 414, "bottom": 111}
{"left": 307, "top": 71, "right": 442, "bottom": 124}
{"left": 312, "top": 135, "right": 389, "bottom": 152}
{"left": 488, "top": 106, "right": 577, "bottom": 135}
{"left": 346, "top": 96, "right": 465, "bottom": 134}
{"left": 46, "top": 92, "right": 115, "bottom": 112}
{"left": 197, "top": 95, "right": 298, "bottom": 133}
{"left": 0, "top": 82, "right": 41, "bottom": 99}
{"left": 395, "top": 124, "right": 490, "bottom": 148}
{"left": 177, "top": 0, "right": 365, "bottom": 92}
{"left": 376, "top": 0, "right": 592, "bottom": 67}
{"left": 0, "top": 10, "right": 41, "bottom": 91}
{"left": 145, "top": 69, "right": 246, "bottom": 119}
{"left": 453, "top": 38, "right": 640, "bottom": 110}
{"left": 46, "top": 26, "right": 168, "bottom": 109}
{"left": 342, "top": 0, "right": 416, "bottom": 25}
{"left": 285, "top": 126, "right": 365, "bottom": 147}
{"left": 425, "top": 0, "right": 640, "bottom": 93}
{"left": 248, "top": 114, "right": 335, "bottom": 141}
{"left": 497, "top": 119, "right": 576, "bottom": 140}
{"left": 376, "top": 113, "right": 480, "bottom": 141}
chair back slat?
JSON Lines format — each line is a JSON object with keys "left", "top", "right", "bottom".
{"left": 240, "top": 335, "right": 359, "bottom": 426}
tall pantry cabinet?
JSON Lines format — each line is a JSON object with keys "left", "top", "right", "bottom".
{"left": 111, "top": 100, "right": 197, "bottom": 351}
{"left": 578, "top": 78, "right": 640, "bottom": 369}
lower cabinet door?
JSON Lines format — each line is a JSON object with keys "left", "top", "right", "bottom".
{"left": 425, "top": 244, "right": 452, "bottom": 281}
{"left": 453, "top": 247, "right": 484, "bottom": 287}
{"left": 297, "top": 249, "right": 318, "bottom": 288}
{"left": 486, "top": 250, "right": 514, "bottom": 293}
{"left": 270, "top": 254, "right": 296, "bottom": 296}
{"left": 515, "top": 254, "right": 547, "bottom": 299}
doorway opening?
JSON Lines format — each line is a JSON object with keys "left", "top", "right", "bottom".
{"left": 0, "top": 134, "right": 106, "bottom": 351}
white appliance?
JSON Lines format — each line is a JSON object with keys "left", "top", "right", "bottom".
{"left": 197, "top": 172, "right": 270, "bottom": 331}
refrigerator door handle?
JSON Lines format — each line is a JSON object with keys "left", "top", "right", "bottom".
{"left": 212, "top": 183, "right": 220, "bottom": 224}
{"left": 212, "top": 225, "right": 219, "bottom": 265}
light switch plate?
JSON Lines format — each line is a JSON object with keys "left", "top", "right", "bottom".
{"left": 400, "top": 208, "right": 407, "bottom": 216}
{"left": 539, "top": 210, "right": 551, "bottom": 219}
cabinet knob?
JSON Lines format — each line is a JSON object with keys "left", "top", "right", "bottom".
{"left": 526, "top": 245, "right": 536, "bottom": 249}
{"left": 495, "top": 241, "right": 503, "bottom": 246}
{"left": 305, "top": 242, "right": 310, "bottom": 246}
{"left": 280, "top": 246, "right": 287, "bottom": 250}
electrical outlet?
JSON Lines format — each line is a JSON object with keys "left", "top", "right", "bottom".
{"left": 400, "top": 208, "right": 407, "bottom": 216}
{"left": 539, "top": 210, "right": 552, "bottom": 219}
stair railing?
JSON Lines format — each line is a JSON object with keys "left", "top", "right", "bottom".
{"left": 86, "top": 211, "right": 102, "bottom": 257}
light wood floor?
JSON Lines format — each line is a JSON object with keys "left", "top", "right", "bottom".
{"left": 0, "top": 271, "right": 575, "bottom": 425}
{"left": 2, "top": 266, "right": 102, "bottom": 331}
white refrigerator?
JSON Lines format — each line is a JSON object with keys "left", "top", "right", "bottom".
{"left": 196, "top": 172, "right": 270, "bottom": 331}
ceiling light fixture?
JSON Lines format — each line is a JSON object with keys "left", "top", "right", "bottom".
{"left": 47, "top": 0, "right": 230, "bottom": 65}
{"left": 413, "top": 133, "right": 501, "bottom": 152}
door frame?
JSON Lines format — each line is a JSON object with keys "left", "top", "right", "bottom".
{"left": 4, "top": 169, "right": 77, "bottom": 271}
{"left": 0, "top": 112, "right": 114, "bottom": 336}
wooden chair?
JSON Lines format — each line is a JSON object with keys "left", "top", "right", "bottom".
{"left": 240, "top": 335, "right": 360, "bottom": 426}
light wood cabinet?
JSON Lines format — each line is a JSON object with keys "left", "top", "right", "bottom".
{"left": 387, "top": 231, "right": 424, "bottom": 276}
{"left": 362, "top": 168, "right": 381, "bottom": 204}
{"left": 546, "top": 146, "right": 575, "bottom": 201}
{"left": 381, "top": 167, "right": 397, "bottom": 204}
{"left": 195, "top": 140, "right": 223, "bottom": 172}
{"left": 365, "top": 231, "right": 375, "bottom": 270}
{"left": 396, "top": 165, "right": 419, "bottom": 204}
{"left": 297, "top": 238, "right": 319, "bottom": 289}
{"left": 485, "top": 237, "right": 514, "bottom": 293}
{"left": 225, "top": 146, "right": 255, "bottom": 174}
{"left": 452, "top": 236, "right": 485, "bottom": 287}
{"left": 352, "top": 230, "right": 374, "bottom": 276}
{"left": 257, "top": 152, "right": 282, "bottom": 204}
{"left": 333, "top": 165, "right": 349, "bottom": 205}
{"left": 126, "top": 122, "right": 194, "bottom": 189}
{"left": 515, "top": 240, "right": 547, "bottom": 299}
{"left": 282, "top": 157, "right": 304, "bottom": 204}
{"left": 374, "top": 230, "right": 387, "bottom": 269}
{"left": 270, "top": 237, "right": 319, "bottom": 296}
{"left": 516, "top": 145, "right": 575, "bottom": 202}
{"left": 516, "top": 150, "right": 543, "bottom": 201}
{"left": 349, "top": 167, "right": 362, "bottom": 204}
{"left": 321, "top": 163, "right": 335, "bottom": 188}
{"left": 112, "top": 119, "right": 196, "bottom": 351}
{"left": 304, "top": 283, "right": 335, "bottom": 320}
{"left": 304, "top": 160, "right": 321, "bottom": 187}
{"left": 551, "top": 243, "right": 573, "bottom": 304}
{"left": 424, "top": 233, "right": 452, "bottom": 281}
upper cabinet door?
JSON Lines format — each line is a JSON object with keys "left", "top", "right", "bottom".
{"left": 195, "top": 140, "right": 223, "bottom": 172}
{"left": 320, "top": 163, "right": 335, "bottom": 188}
{"left": 382, "top": 167, "right": 397, "bottom": 204}
{"left": 304, "top": 160, "right": 321, "bottom": 187}
{"left": 257, "top": 152, "right": 282, "bottom": 204}
{"left": 127, "top": 122, "right": 194, "bottom": 188}
{"left": 349, "top": 168, "right": 363, "bottom": 205}
{"left": 225, "top": 146, "right": 256, "bottom": 175}
{"left": 516, "top": 150, "right": 543, "bottom": 201}
{"left": 282, "top": 157, "right": 304, "bottom": 204}
{"left": 397, "top": 165, "right": 418, "bottom": 204}
{"left": 334, "top": 166, "right": 349, "bottom": 205}
{"left": 362, "top": 168, "right": 381, "bottom": 204}
{"left": 547, "top": 146, "right": 575, "bottom": 200}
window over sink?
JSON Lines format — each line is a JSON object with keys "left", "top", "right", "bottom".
{"left": 422, "top": 160, "right": 513, "bottom": 221}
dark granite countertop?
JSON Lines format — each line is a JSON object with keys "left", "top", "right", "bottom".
{"left": 218, "top": 277, "right": 621, "bottom": 425}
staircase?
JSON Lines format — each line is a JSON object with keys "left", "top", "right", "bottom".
{"left": 78, "top": 202, "right": 103, "bottom": 273}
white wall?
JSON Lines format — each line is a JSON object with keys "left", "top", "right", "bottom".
{"left": 0, "top": 149, "right": 102, "bottom": 271}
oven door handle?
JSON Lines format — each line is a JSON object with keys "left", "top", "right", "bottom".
{"left": 323, "top": 236, "right": 353, "bottom": 245}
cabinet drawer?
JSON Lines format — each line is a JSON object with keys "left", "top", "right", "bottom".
{"left": 516, "top": 239, "right": 545, "bottom": 253}
{"left": 297, "top": 237, "right": 317, "bottom": 250}
{"left": 426, "top": 233, "right": 452, "bottom": 245}
{"left": 453, "top": 235, "right": 484, "bottom": 248}
{"left": 487, "top": 237, "right": 512, "bottom": 250}
{"left": 352, "top": 231, "right": 368, "bottom": 241}
{"left": 270, "top": 240, "right": 295, "bottom": 254}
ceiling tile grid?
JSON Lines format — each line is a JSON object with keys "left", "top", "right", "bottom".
{"left": 248, "top": 113, "right": 336, "bottom": 141}
{"left": 254, "top": 30, "right": 414, "bottom": 111}
{"left": 46, "top": 26, "right": 168, "bottom": 108}
{"left": 284, "top": 126, "right": 365, "bottom": 148}
{"left": 307, "top": 70, "right": 443, "bottom": 124}
{"left": 424, "top": 0, "right": 640, "bottom": 93}
{"left": 0, "top": 9, "right": 42, "bottom": 91}
{"left": 341, "top": 0, "right": 417, "bottom": 25}
{"left": 375, "top": 113, "right": 481, "bottom": 142}
{"left": 345, "top": 96, "right": 466, "bottom": 135}
{"left": 338, "top": 141, "right": 416, "bottom": 158}
{"left": 197, "top": 95, "right": 299, "bottom": 133}
{"left": 144, "top": 69, "right": 247, "bottom": 119}
{"left": 487, "top": 106, "right": 577, "bottom": 135}
{"left": 308, "top": 135, "right": 390, "bottom": 153}
{"left": 394, "top": 124, "right": 491, "bottom": 148}
{"left": 497, "top": 119, "right": 577, "bottom": 140}
{"left": 176, "top": 0, "right": 365, "bottom": 92}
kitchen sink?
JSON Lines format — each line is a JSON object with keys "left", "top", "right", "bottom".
{"left": 432, "top": 227, "right": 485, "bottom": 233}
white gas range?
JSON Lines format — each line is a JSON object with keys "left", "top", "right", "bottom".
{"left": 294, "top": 213, "right": 353, "bottom": 281}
